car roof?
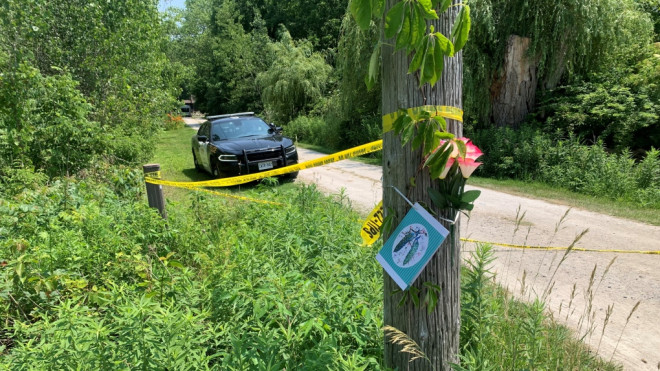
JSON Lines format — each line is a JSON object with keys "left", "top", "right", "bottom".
{"left": 206, "top": 112, "right": 255, "bottom": 120}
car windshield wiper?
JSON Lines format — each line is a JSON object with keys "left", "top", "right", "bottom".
{"left": 236, "top": 134, "right": 262, "bottom": 138}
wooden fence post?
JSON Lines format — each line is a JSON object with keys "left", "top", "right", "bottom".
{"left": 143, "top": 164, "right": 167, "bottom": 219}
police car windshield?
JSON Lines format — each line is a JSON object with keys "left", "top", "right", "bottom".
{"left": 211, "top": 118, "right": 271, "bottom": 141}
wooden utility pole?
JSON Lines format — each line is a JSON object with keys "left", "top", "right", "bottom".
{"left": 381, "top": 0, "right": 462, "bottom": 369}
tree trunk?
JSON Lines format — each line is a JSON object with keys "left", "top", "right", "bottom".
{"left": 491, "top": 35, "right": 539, "bottom": 128}
{"left": 381, "top": 1, "right": 462, "bottom": 369}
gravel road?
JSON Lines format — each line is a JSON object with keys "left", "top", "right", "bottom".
{"left": 295, "top": 147, "right": 660, "bottom": 371}
{"left": 184, "top": 118, "right": 660, "bottom": 369}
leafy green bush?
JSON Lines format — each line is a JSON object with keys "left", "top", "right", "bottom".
{"left": 0, "top": 63, "right": 102, "bottom": 177}
{"left": 339, "top": 114, "right": 382, "bottom": 149}
{"left": 469, "top": 126, "right": 660, "bottom": 208}
{"left": 285, "top": 115, "right": 341, "bottom": 148}
{"left": 0, "top": 0, "right": 181, "bottom": 170}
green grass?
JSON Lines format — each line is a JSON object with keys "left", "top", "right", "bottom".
{"left": 151, "top": 127, "right": 298, "bottom": 203}
{"left": 470, "top": 176, "right": 660, "bottom": 226}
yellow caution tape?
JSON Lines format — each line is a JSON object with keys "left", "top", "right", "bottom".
{"left": 382, "top": 105, "right": 463, "bottom": 133}
{"left": 361, "top": 201, "right": 384, "bottom": 246}
{"left": 359, "top": 202, "right": 660, "bottom": 255}
{"left": 145, "top": 140, "right": 383, "bottom": 189}
{"left": 191, "top": 187, "right": 284, "bottom": 206}
{"left": 461, "top": 238, "right": 660, "bottom": 255}
{"left": 144, "top": 171, "right": 161, "bottom": 179}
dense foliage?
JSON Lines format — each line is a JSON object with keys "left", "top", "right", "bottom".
{"left": 532, "top": 47, "right": 660, "bottom": 154}
{"left": 468, "top": 126, "right": 660, "bottom": 208}
{"left": 233, "top": 0, "right": 347, "bottom": 51}
{"left": 0, "top": 172, "right": 384, "bottom": 368}
{"left": 464, "top": 0, "right": 654, "bottom": 125}
{"left": 257, "top": 31, "right": 332, "bottom": 123}
{"left": 0, "top": 0, "right": 181, "bottom": 177}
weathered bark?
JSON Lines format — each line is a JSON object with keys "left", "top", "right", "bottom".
{"left": 381, "top": 0, "right": 462, "bottom": 369}
{"left": 491, "top": 35, "right": 539, "bottom": 128}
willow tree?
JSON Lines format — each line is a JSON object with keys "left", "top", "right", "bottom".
{"left": 464, "top": 0, "right": 654, "bottom": 127}
{"left": 351, "top": 0, "right": 472, "bottom": 369}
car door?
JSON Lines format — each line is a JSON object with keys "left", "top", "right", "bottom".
{"left": 197, "top": 123, "right": 211, "bottom": 172}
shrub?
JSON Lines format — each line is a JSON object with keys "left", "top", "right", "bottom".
{"left": 0, "top": 63, "right": 102, "bottom": 178}
{"left": 164, "top": 113, "right": 186, "bottom": 131}
{"left": 339, "top": 114, "right": 382, "bottom": 149}
{"left": 469, "top": 126, "right": 660, "bottom": 208}
{"left": 285, "top": 115, "right": 341, "bottom": 148}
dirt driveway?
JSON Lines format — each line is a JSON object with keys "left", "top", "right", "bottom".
{"left": 295, "top": 147, "right": 660, "bottom": 371}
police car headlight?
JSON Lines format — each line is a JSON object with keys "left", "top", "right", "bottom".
{"left": 218, "top": 154, "right": 238, "bottom": 162}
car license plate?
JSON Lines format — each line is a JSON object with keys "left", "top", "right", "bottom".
{"left": 258, "top": 161, "right": 273, "bottom": 171}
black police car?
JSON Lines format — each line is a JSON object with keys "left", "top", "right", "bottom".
{"left": 191, "top": 112, "right": 298, "bottom": 178}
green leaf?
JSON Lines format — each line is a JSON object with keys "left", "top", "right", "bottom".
{"left": 451, "top": 5, "right": 471, "bottom": 53}
{"left": 435, "top": 131, "right": 454, "bottom": 140}
{"left": 401, "top": 119, "right": 416, "bottom": 146}
{"left": 410, "top": 4, "right": 427, "bottom": 51}
{"left": 461, "top": 190, "right": 481, "bottom": 203}
{"left": 433, "top": 116, "right": 448, "bottom": 132}
{"left": 418, "top": 0, "right": 438, "bottom": 19}
{"left": 420, "top": 40, "right": 436, "bottom": 85}
{"left": 455, "top": 138, "right": 467, "bottom": 158}
{"left": 392, "top": 110, "right": 408, "bottom": 133}
{"left": 426, "top": 287, "right": 438, "bottom": 314}
{"left": 365, "top": 42, "right": 381, "bottom": 90}
{"left": 429, "top": 151, "right": 451, "bottom": 178}
{"left": 408, "top": 44, "right": 425, "bottom": 73}
{"left": 435, "top": 32, "right": 454, "bottom": 56}
{"left": 350, "top": 0, "right": 372, "bottom": 31}
{"left": 15, "top": 261, "right": 25, "bottom": 282}
{"left": 423, "top": 122, "right": 436, "bottom": 155}
{"left": 385, "top": 2, "right": 405, "bottom": 39}
{"left": 430, "top": 36, "right": 444, "bottom": 86}
{"left": 409, "top": 286, "right": 420, "bottom": 306}
{"left": 424, "top": 140, "right": 449, "bottom": 168}
{"left": 371, "top": 0, "right": 385, "bottom": 18}
{"left": 395, "top": 4, "right": 412, "bottom": 50}
{"left": 412, "top": 126, "right": 424, "bottom": 150}
{"left": 428, "top": 187, "right": 448, "bottom": 209}
{"left": 459, "top": 202, "right": 475, "bottom": 211}
{"left": 439, "top": 0, "right": 452, "bottom": 13}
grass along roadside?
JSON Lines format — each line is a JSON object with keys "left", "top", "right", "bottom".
{"left": 470, "top": 177, "right": 660, "bottom": 226}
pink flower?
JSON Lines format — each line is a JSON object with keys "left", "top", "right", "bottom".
{"left": 439, "top": 157, "right": 455, "bottom": 179}
{"left": 464, "top": 141, "right": 483, "bottom": 161}
{"left": 457, "top": 157, "right": 482, "bottom": 178}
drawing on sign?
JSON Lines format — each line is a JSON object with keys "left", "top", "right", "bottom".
{"left": 392, "top": 224, "right": 429, "bottom": 267}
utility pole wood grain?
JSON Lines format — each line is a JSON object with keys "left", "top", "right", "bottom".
{"left": 381, "top": 0, "right": 463, "bottom": 369}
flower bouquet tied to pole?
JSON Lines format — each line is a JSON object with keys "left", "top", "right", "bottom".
{"left": 427, "top": 137, "right": 483, "bottom": 213}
